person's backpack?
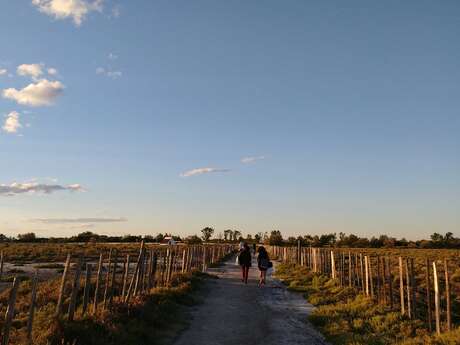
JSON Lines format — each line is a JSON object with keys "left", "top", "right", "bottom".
{"left": 259, "top": 257, "right": 269, "bottom": 269}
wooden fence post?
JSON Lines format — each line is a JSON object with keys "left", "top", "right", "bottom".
{"left": 93, "top": 253, "right": 104, "bottom": 314}
{"left": 433, "top": 261, "right": 440, "bottom": 335}
{"left": 331, "top": 251, "right": 336, "bottom": 279}
{"left": 125, "top": 241, "right": 145, "bottom": 302}
{"left": 121, "top": 254, "right": 130, "bottom": 298}
{"left": 405, "top": 258, "right": 412, "bottom": 319}
{"left": 386, "top": 256, "right": 393, "bottom": 309}
{"left": 399, "top": 257, "right": 405, "bottom": 315}
{"left": 444, "top": 259, "right": 451, "bottom": 332}
{"left": 2, "top": 277, "right": 20, "bottom": 345}
{"left": 425, "top": 258, "right": 432, "bottom": 332}
{"left": 364, "top": 256, "right": 369, "bottom": 296}
{"left": 26, "top": 270, "right": 39, "bottom": 345}
{"left": 82, "top": 263, "right": 91, "bottom": 315}
{"left": 109, "top": 250, "right": 118, "bottom": 303}
{"left": 55, "top": 253, "right": 71, "bottom": 317}
{"left": 0, "top": 251, "right": 4, "bottom": 282}
{"left": 68, "top": 256, "right": 83, "bottom": 321}
{"left": 102, "top": 249, "right": 113, "bottom": 309}
{"left": 410, "top": 258, "right": 416, "bottom": 319}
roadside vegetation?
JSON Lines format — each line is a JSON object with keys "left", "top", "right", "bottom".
{"left": 275, "top": 263, "right": 460, "bottom": 345}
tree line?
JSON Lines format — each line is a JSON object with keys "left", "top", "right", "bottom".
{"left": 0, "top": 228, "right": 459, "bottom": 249}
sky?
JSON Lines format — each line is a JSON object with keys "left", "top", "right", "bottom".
{"left": 0, "top": 0, "right": 459, "bottom": 240}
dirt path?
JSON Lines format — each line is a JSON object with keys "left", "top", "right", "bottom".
{"left": 173, "top": 256, "right": 329, "bottom": 345}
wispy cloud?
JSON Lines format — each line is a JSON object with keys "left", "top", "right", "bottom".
{"left": 30, "top": 217, "right": 126, "bottom": 224}
{"left": 241, "top": 155, "right": 266, "bottom": 164}
{"left": 180, "top": 167, "right": 231, "bottom": 177}
{"left": 96, "top": 67, "right": 122, "bottom": 79}
{"left": 32, "top": 0, "right": 104, "bottom": 26}
{"left": 0, "top": 182, "right": 83, "bottom": 196}
{"left": 0, "top": 68, "right": 7, "bottom": 76}
{"left": 2, "top": 79, "right": 64, "bottom": 107}
{"left": 2, "top": 111, "right": 22, "bottom": 134}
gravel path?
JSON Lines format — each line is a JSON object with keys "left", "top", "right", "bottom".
{"left": 173, "top": 256, "right": 329, "bottom": 345}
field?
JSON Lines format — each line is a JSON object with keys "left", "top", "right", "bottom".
{"left": 271, "top": 245, "right": 460, "bottom": 344}
{"left": 0, "top": 242, "right": 234, "bottom": 345}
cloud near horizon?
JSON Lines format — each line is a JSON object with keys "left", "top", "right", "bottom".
{"left": 180, "top": 167, "right": 231, "bottom": 177}
{"left": 2, "top": 79, "right": 64, "bottom": 106}
{"left": 32, "top": 0, "right": 104, "bottom": 26}
{"left": 30, "top": 217, "right": 127, "bottom": 224}
{"left": 0, "top": 182, "right": 83, "bottom": 196}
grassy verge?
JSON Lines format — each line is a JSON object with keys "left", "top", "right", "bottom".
{"left": 2, "top": 271, "right": 214, "bottom": 345}
{"left": 275, "top": 263, "right": 460, "bottom": 345}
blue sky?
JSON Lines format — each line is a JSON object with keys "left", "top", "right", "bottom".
{"left": 1, "top": 0, "right": 459, "bottom": 239}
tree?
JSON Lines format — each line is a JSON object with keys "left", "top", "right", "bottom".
{"left": 268, "top": 230, "right": 283, "bottom": 246}
{"left": 17, "top": 232, "right": 37, "bottom": 242}
{"left": 233, "top": 230, "right": 242, "bottom": 242}
{"left": 224, "top": 229, "right": 232, "bottom": 241}
{"left": 201, "top": 227, "right": 214, "bottom": 242}
{"left": 185, "top": 235, "right": 202, "bottom": 244}
{"left": 254, "top": 232, "right": 263, "bottom": 243}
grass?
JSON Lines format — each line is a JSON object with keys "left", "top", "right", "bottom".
{"left": 275, "top": 263, "right": 460, "bottom": 345}
{"left": 0, "top": 270, "right": 213, "bottom": 345}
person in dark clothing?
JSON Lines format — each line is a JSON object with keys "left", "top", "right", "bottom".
{"left": 238, "top": 243, "right": 252, "bottom": 284}
{"left": 257, "top": 246, "right": 270, "bottom": 286}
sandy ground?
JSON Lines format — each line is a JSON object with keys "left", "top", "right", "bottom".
{"left": 173, "top": 256, "right": 329, "bottom": 345}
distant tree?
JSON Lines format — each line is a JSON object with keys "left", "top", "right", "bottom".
{"left": 254, "top": 232, "right": 263, "bottom": 243}
{"left": 17, "top": 232, "right": 37, "bottom": 242}
{"left": 246, "top": 234, "right": 253, "bottom": 241}
{"left": 233, "top": 230, "right": 242, "bottom": 242}
{"left": 224, "top": 229, "right": 232, "bottom": 241}
{"left": 185, "top": 235, "right": 202, "bottom": 244}
{"left": 268, "top": 230, "right": 283, "bottom": 246}
{"left": 154, "top": 233, "right": 165, "bottom": 242}
{"left": 201, "top": 227, "right": 215, "bottom": 242}
{"left": 0, "top": 234, "right": 8, "bottom": 242}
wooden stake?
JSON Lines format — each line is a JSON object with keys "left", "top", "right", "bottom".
{"left": 425, "top": 258, "right": 432, "bottom": 332}
{"left": 55, "top": 254, "right": 71, "bottom": 317}
{"left": 399, "top": 257, "right": 405, "bottom": 315}
{"left": 92, "top": 253, "right": 104, "bottom": 314}
{"left": 82, "top": 263, "right": 91, "bottom": 315}
{"left": 68, "top": 256, "right": 83, "bottom": 321}
{"left": 433, "top": 261, "right": 440, "bottom": 335}
{"left": 2, "top": 277, "right": 20, "bottom": 345}
{"left": 0, "top": 251, "right": 4, "bottom": 282}
{"left": 121, "top": 254, "right": 130, "bottom": 298}
{"left": 444, "top": 259, "right": 451, "bottom": 332}
{"left": 405, "top": 259, "right": 412, "bottom": 319}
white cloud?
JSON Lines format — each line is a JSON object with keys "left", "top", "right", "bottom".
{"left": 0, "top": 182, "right": 83, "bottom": 196}
{"left": 2, "top": 79, "right": 64, "bottom": 107}
{"left": 108, "top": 53, "right": 118, "bottom": 60}
{"left": 180, "top": 167, "right": 231, "bottom": 177}
{"left": 96, "top": 67, "right": 121, "bottom": 79}
{"left": 0, "top": 69, "right": 7, "bottom": 76}
{"left": 241, "top": 155, "right": 266, "bottom": 164}
{"left": 2, "top": 111, "right": 22, "bottom": 134}
{"left": 47, "top": 67, "right": 58, "bottom": 76}
{"left": 32, "top": 0, "right": 104, "bottom": 26}
{"left": 30, "top": 217, "right": 127, "bottom": 223}
{"left": 107, "top": 70, "right": 122, "bottom": 79}
{"left": 110, "top": 5, "right": 120, "bottom": 18}
{"left": 17, "top": 63, "right": 44, "bottom": 79}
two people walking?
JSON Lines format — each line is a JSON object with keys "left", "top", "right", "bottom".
{"left": 237, "top": 243, "right": 272, "bottom": 286}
